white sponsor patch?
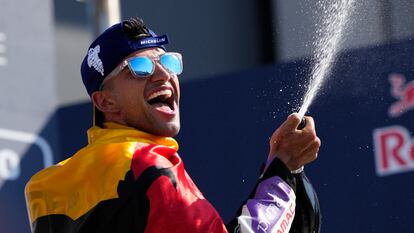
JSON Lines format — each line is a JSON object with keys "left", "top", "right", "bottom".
{"left": 87, "top": 45, "right": 104, "bottom": 76}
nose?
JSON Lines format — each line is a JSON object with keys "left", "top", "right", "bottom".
{"left": 149, "top": 61, "right": 171, "bottom": 83}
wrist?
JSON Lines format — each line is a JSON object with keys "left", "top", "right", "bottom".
{"left": 261, "top": 157, "right": 296, "bottom": 189}
{"left": 290, "top": 166, "right": 304, "bottom": 174}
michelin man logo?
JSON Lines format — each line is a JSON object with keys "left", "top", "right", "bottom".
{"left": 87, "top": 45, "right": 104, "bottom": 76}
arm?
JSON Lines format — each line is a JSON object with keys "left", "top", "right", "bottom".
{"left": 226, "top": 113, "right": 321, "bottom": 233}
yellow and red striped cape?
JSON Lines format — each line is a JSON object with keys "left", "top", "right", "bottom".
{"left": 25, "top": 122, "right": 227, "bottom": 233}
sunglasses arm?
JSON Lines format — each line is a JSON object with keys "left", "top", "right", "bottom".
{"left": 101, "top": 61, "right": 129, "bottom": 86}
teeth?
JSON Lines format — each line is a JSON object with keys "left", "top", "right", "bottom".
{"left": 148, "top": 89, "right": 172, "bottom": 101}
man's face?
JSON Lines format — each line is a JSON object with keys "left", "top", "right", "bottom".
{"left": 103, "top": 48, "right": 181, "bottom": 137}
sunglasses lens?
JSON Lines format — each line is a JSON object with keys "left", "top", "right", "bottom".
{"left": 160, "top": 53, "right": 183, "bottom": 75}
{"left": 128, "top": 57, "right": 154, "bottom": 77}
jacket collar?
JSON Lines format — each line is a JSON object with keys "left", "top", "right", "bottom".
{"left": 87, "top": 122, "right": 179, "bottom": 150}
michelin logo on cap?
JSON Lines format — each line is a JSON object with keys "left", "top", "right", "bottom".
{"left": 134, "top": 35, "right": 169, "bottom": 49}
{"left": 140, "top": 36, "right": 167, "bottom": 45}
{"left": 87, "top": 45, "right": 104, "bottom": 76}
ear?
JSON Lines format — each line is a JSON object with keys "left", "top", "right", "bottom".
{"left": 91, "top": 91, "right": 120, "bottom": 113}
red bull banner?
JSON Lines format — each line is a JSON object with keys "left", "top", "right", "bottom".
{"left": 176, "top": 38, "right": 414, "bottom": 232}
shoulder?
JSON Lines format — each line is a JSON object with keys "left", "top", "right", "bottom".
{"left": 25, "top": 141, "right": 140, "bottom": 222}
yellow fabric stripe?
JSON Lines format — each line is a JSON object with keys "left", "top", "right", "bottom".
{"left": 88, "top": 122, "right": 178, "bottom": 150}
{"left": 25, "top": 142, "right": 136, "bottom": 223}
{"left": 25, "top": 123, "right": 179, "bottom": 223}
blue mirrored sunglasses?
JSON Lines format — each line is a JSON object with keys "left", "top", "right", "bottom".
{"left": 102, "top": 52, "right": 183, "bottom": 87}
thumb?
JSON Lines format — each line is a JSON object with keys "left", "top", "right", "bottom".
{"left": 279, "top": 113, "right": 301, "bottom": 133}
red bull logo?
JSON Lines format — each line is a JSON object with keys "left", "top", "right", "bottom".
{"left": 372, "top": 73, "right": 414, "bottom": 176}
{"left": 388, "top": 73, "right": 414, "bottom": 118}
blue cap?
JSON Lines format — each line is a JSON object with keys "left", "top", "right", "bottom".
{"left": 80, "top": 20, "right": 169, "bottom": 96}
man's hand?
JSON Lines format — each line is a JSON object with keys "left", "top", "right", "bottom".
{"left": 268, "top": 113, "right": 321, "bottom": 171}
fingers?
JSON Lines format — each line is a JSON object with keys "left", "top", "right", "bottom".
{"left": 288, "top": 133, "right": 320, "bottom": 169}
{"left": 300, "top": 136, "right": 321, "bottom": 164}
{"left": 302, "top": 115, "right": 316, "bottom": 133}
{"left": 297, "top": 116, "right": 319, "bottom": 158}
{"left": 268, "top": 114, "right": 321, "bottom": 171}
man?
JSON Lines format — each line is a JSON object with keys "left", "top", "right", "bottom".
{"left": 25, "top": 17, "right": 321, "bottom": 233}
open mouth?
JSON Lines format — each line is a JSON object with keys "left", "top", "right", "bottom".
{"left": 146, "top": 89, "right": 175, "bottom": 111}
